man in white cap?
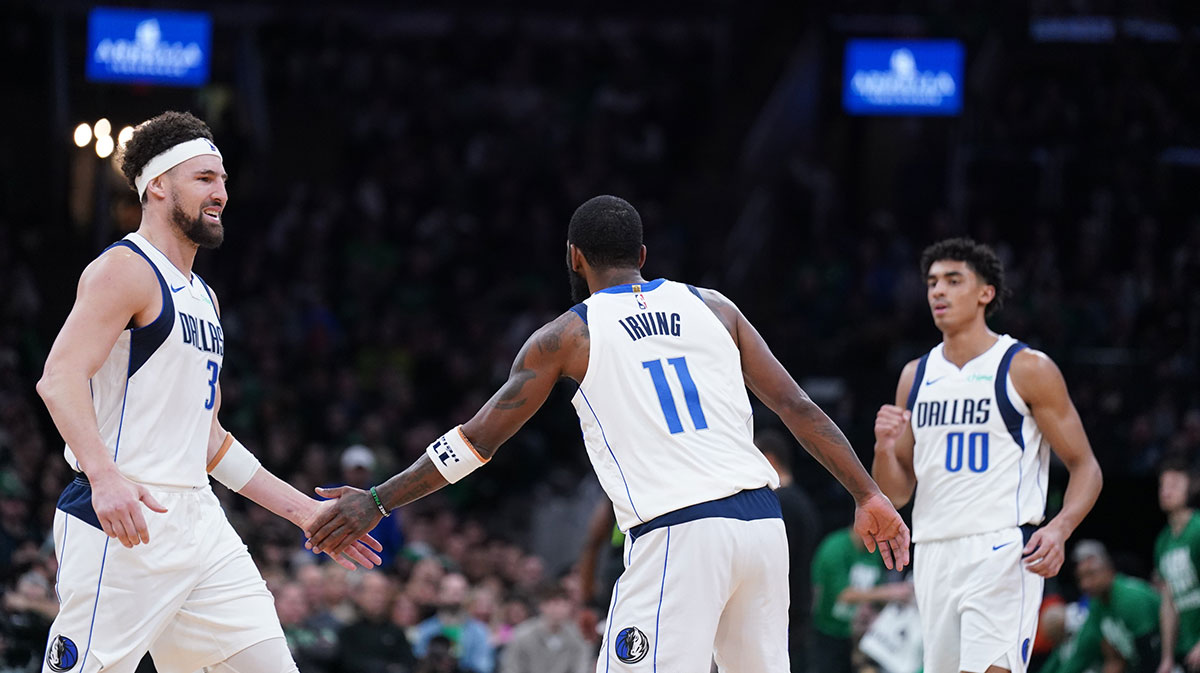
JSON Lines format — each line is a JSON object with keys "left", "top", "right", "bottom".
{"left": 36, "top": 111, "right": 383, "bottom": 673}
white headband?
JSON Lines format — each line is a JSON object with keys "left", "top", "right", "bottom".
{"left": 134, "top": 137, "right": 223, "bottom": 199}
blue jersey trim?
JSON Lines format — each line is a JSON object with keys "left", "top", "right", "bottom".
{"left": 56, "top": 476, "right": 103, "bottom": 531}
{"left": 995, "top": 342, "right": 1029, "bottom": 450}
{"left": 80, "top": 537, "right": 111, "bottom": 672}
{"left": 653, "top": 527, "right": 670, "bottom": 672}
{"left": 579, "top": 390, "right": 645, "bottom": 524}
{"left": 685, "top": 284, "right": 704, "bottom": 302}
{"left": 570, "top": 302, "right": 588, "bottom": 324}
{"left": 905, "top": 352, "right": 930, "bottom": 410}
{"left": 111, "top": 376, "right": 131, "bottom": 463}
{"left": 109, "top": 240, "right": 176, "bottom": 378}
{"left": 594, "top": 278, "right": 667, "bottom": 295}
{"left": 195, "top": 273, "right": 217, "bottom": 313}
{"left": 628, "top": 486, "right": 781, "bottom": 541}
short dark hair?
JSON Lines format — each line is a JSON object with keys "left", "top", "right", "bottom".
{"left": 1159, "top": 453, "right": 1191, "bottom": 477}
{"left": 920, "top": 237, "right": 1010, "bottom": 316}
{"left": 119, "top": 111, "right": 215, "bottom": 203}
{"left": 755, "top": 428, "right": 792, "bottom": 473}
{"left": 567, "top": 195, "right": 643, "bottom": 269}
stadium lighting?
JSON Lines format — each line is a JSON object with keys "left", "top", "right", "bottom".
{"left": 94, "top": 118, "right": 112, "bottom": 139}
{"left": 73, "top": 123, "right": 93, "bottom": 148}
{"left": 118, "top": 126, "right": 134, "bottom": 147}
{"left": 95, "top": 134, "right": 115, "bottom": 158}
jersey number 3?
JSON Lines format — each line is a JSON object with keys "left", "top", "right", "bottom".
{"left": 642, "top": 357, "right": 708, "bottom": 434}
{"left": 205, "top": 360, "right": 219, "bottom": 410}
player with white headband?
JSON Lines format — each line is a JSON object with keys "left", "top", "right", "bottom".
{"left": 36, "top": 111, "right": 383, "bottom": 673}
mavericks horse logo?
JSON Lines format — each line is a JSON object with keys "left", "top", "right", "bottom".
{"left": 47, "top": 635, "right": 79, "bottom": 672}
{"left": 615, "top": 626, "right": 649, "bottom": 663}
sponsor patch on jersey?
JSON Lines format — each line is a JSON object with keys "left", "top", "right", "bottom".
{"left": 615, "top": 626, "right": 649, "bottom": 663}
{"left": 47, "top": 635, "right": 79, "bottom": 672}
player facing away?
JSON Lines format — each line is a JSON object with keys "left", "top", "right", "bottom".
{"left": 306, "top": 195, "right": 910, "bottom": 671}
{"left": 35, "top": 111, "right": 381, "bottom": 673}
{"left": 872, "top": 238, "right": 1103, "bottom": 673}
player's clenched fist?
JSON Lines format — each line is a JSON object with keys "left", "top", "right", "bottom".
{"left": 874, "top": 404, "right": 911, "bottom": 454}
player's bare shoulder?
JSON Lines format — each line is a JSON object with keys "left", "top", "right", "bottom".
{"left": 78, "top": 244, "right": 161, "bottom": 320}
{"left": 1008, "top": 347, "right": 1068, "bottom": 406}
{"left": 894, "top": 356, "right": 923, "bottom": 405}
{"left": 691, "top": 286, "right": 741, "bottom": 342}
{"left": 532, "top": 308, "right": 590, "bottom": 382}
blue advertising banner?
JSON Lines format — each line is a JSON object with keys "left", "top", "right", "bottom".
{"left": 87, "top": 8, "right": 211, "bottom": 87}
{"left": 843, "top": 39, "right": 964, "bottom": 116}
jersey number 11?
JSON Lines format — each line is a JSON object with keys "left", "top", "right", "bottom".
{"left": 642, "top": 357, "right": 708, "bottom": 434}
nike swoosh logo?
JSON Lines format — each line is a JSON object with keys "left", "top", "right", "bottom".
{"left": 170, "top": 284, "right": 186, "bottom": 293}
{"left": 924, "top": 376, "right": 946, "bottom": 386}
{"left": 993, "top": 542, "right": 1014, "bottom": 551}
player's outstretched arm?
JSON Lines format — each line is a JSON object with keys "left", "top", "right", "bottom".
{"left": 1011, "top": 349, "right": 1103, "bottom": 578}
{"left": 871, "top": 360, "right": 919, "bottom": 507}
{"left": 37, "top": 249, "right": 169, "bottom": 549}
{"left": 306, "top": 310, "right": 586, "bottom": 557}
{"left": 694, "top": 288, "right": 909, "bottom": 570}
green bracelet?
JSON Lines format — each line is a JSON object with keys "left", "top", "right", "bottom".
{"left": 370, "top": 486, "right": 390, "bottom": 517}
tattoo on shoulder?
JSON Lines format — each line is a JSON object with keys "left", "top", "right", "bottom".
{"left": 537, "top": 319, "right": 565, "bottom": 354}
{"left": 492, "top": 350, "right": 535, "bottom": 410}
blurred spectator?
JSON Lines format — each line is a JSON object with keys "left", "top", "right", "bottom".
{"left": 416, "top": 635, "right": 468, "bottom": 673}
{"left": 0, "top": 472, "right": 38, "bottom": 579}
{"left": 277, "top": 581, "right": 338, "bottom": 673}
{"left": 498, "top": 585, "right": 591, "bottom": 673}
{"left": 322, "top": 445, "right": 405, "bottom": 569}
{"left": 1154, "top": 459, "right": 1200, "bottom": 672}
{"left": 413, "top": 573, "right": 495, "bottom": 673}
{"left": 757, "top": 428, "right": 822, "bottom": 673}
{"left": 1045, "top": 541, "right": 1161, "bottom": 673}
{"left": 576, "top": 500, "right": 624, "bottom": 614}
{"left": 335, "top": 571, "right": 417, "bottom": 673}
{"left": 811, "top": 527, "right": 888, "bottom": 673}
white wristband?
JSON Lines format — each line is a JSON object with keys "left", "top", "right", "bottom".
{"left": 207, "top": 433, "right": 261, "bottom": 492}
{"left": 425, "top": 426, "right": 487, "bottom": 484}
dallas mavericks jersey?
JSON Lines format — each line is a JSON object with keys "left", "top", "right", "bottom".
{"left": 63, "top": 232, "right": 224, "bottom": 488}
{"left": 570, "top": 279, "right": 778, "bottom": 532}
{"left": 907, "top": 334, "right": 1049, "bottom": 543}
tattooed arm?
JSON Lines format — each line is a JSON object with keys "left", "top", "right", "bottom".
{"left": 694, "top": 287, "right": 910, "bottom": 570}
{"left": 305, "top": 310, "right": 588, "bottom": 556}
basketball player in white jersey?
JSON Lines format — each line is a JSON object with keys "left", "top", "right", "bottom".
{"left": 35, "top": 111, "right": 382, "bottom": 673}
{"left": 306, "top": 195, "right": 910, "bottom": 671}
{"left": 873, "top": 238, "right": 1104, "bottom": 673}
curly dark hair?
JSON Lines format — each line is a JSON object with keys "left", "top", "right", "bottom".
{"left": 920, "top": 237, "right": 1010, "bottom": 316}
{"left": 567, "top": 195, "right": 643, "bottom": 269}
{"left": 119, "top": 111, "right": 214, "bottom": 202}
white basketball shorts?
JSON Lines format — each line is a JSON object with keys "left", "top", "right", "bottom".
{"left": 42, "top": 476, "right": 286, "bottom": 673}
{"left": 913, "top": 526, "right": 1044, "bottom": 673}
{"left": 598, "top": 487, "right": 790, "bottom": 672}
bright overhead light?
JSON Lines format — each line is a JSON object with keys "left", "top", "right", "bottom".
{"left": 94, "top": 118, "right": 112, "bottom": 138}
{"left": 118, "top": 126, "right": 134, "bottom": 147}
{"left": 95, "top": 134, "right": 115, "bottom": 158}
{"left": 73, "top": 123, "right": 92, "bottom": 148}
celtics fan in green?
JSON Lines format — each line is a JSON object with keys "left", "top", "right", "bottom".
{"left": 1157, "top": 459, "right": 1200, "bottom": 672}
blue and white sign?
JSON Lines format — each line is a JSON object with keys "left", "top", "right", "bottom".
{"left": 843, "top": 39, "right": 964, "bottom": 116}
{"left": 87, "top": 8, "right": 211, "bottom": 87}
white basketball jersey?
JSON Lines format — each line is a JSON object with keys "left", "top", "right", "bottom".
{"left": 908, "top": 334, "right": 1049, "bottom": 543}
{"left": 570, "top": 279, "right": 778, "bottom": 532}
{"left": 63, "top": 232, "right": 224, "bottom": 488}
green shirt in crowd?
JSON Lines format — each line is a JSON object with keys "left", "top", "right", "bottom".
{"left": 1046, "top": 574, "right": 1161, "bottom": 673}
{"left": 811, "top": 527, "right": 885, "bottom": 639}
{"left": 1156, "top": 511, "right": 1200, "bottom": 656}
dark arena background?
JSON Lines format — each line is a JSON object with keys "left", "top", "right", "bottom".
{"left": 0, "top": 1, "right": 1197, "bottom": 671}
